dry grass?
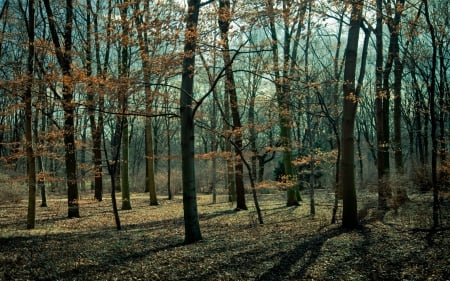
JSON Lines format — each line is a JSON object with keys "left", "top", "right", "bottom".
{"left": 0, "top": 189, "right": 449, "bottom": 280}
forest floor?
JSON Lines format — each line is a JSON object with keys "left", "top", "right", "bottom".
{"left": 0, "top": 189, "right": 449, "bottom": 281}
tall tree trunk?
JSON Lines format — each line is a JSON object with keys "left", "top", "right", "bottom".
{"left": 375, "top": 0, "right": 389, "bottom": 211}
{"left": 266, "top": 0, "right": 299, "bottom": 206}
{"left": 86, "top": 0, "right": 106, "bottom": 202}
{"left": 180, "top": 0, "right": 202, "bottom": 244}
{"left": 25, "top": 0, "right": 36, "bottom": 229}
{"left": 340, "top": 0, "right": 364, "bottom": 228}
{"left": 423, "top": 0, "right": 439, "bottom": 228}
{"left": 391, "top": 0, "right": 406, "bottom": 174}
{"left": 43, "top": 0, "right": 79, "bottom": 218}
{"left": 134, "top": 0, "right": 158, "bottom": 205}
{"left": 119, "top": 0, "right": 131, "bottom": 210}
{"left": 219, "top": 0, "right": 247, "bottom": 211}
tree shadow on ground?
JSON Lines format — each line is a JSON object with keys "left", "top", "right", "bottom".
{"left": 253, "top": 227, "right": 345, "bottom": 280}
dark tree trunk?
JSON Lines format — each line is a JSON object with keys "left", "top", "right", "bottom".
{"left": 340, "top": 0, "right": 364, "bottom": 229}
{"left": 180, "top": 0, "right": 202, "bottom": 244}
{"left": 423, "top": 0, "right": 439, "bottom": 229}
{"left": 43, "top": 0, "right": 79, "bottom": 218}
{"left": 24, "top": 0, "right": 37, "bottom": 229}
{"left": 219, "top": 0, "right": 247, "bottom": 211}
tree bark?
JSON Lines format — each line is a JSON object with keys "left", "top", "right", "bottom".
{"left": 119, "top": 0, "right": 131, "bottom": 211}
{"left": 25, "top": 0, "right": 36, "bottom": 229}
{"left": 180, "top": 0, "right": 202, "bottom": 244}
{"left": 266, "top": 0, "right": 299, "bottom": 206}
{"left": 43, "top": 0, "right": 79, "bottom": 218}
{"left": 219, "top": 0, "right": 247, "bottom": 211}
{"left": 423, "top": 0, "right": 439, "bottom": 229}
{"left": 340, "top": 0, "right": 364, "bottom": 228}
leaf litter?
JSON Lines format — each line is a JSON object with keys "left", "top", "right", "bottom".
{"left": 0, "top": 190, "right": 449, "bottom": 280}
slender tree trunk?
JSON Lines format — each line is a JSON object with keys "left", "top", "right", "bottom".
{"left": 180, "top": 0, "right": 202, "bottom": 244}
{"left": 219, "top": 0, "right": 247, "bottom": 211}
{"left": 134, "top": 0, "right": 158, "bottom": 205}
{"left": 25, "top": 0, "right": 36, "bottom": 229}
{"left": 375, "top": 0, "right": 389, "bottom": 211}
{"left": 119, "top": 0, "right": 131, "bottom": 210}
{"left": 43, "top": 0, "right": 79, "bottom": 218}
{"left": 438, "top": 41, "right": 448, "bottom": 180}
{"left": 121, "top": 117, "right": 131, "bottom": 210}
{"left": 86, "top": 0, "right": 105, "bottom": 202}
{"left": 166, "top": 116, "right": 172, "bottom": 200}
{"left": 145, "top": 119, "right": 158, "bottom": 205}
{"left": 423, "top": 0, "right": 439, "bottom": 228}
{"left": 266, "top": 0, "right": 299, "bottom": 206}
{"left": 390, "top": 0, "right": 406, "bottom": 174}
{"left": 224, "top": 93, "right": 236, "bottom": 203}
{"left": 340, "top": 0, "right": 364, "bottom": 228}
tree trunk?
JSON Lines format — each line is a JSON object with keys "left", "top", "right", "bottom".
{"left": 43, "top": 0, "right": 79, "bottom": 218}
{"left": 25, "top": 0, "right": 36, "bottom": 229}
{"left": 266, "top": 0, "right": 299, "bottom": 206}
{"left": 180, "top": 0, "right": 202, "bottom": 244}
{"left": 375, "top": 0, "right": 389, "bottom": 211}
{"left": 340, "top": 0, "right": 364, "bottom": 228}
{"left": 423, "top": 0, "right": 439, "bottom": 228}
{"left": 219, "top": 0, "right": 247, "bottom": 211}
{"left": 86, "top": 0, "right": 105, "bottom": 202}
{"left": 224, "top": 92, "right": 236, "bottom": 203}
{"left": 134, "top": 0, "right": 158, "bottom": 205}
{"left": 390, "top": 0, "right": 406, "bottom": 174}
{"left": 145, "top": 119, "right": 158, "bottom": 205}
{"left": 121, "top": 117, "right": 131, "bottom": 210}
{"left": 119, "top": 0, "right": 131, "bottom": 210}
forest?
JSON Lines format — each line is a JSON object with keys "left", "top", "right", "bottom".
{"left": 0, "top": 0, "right": 449, "bottom": 280}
